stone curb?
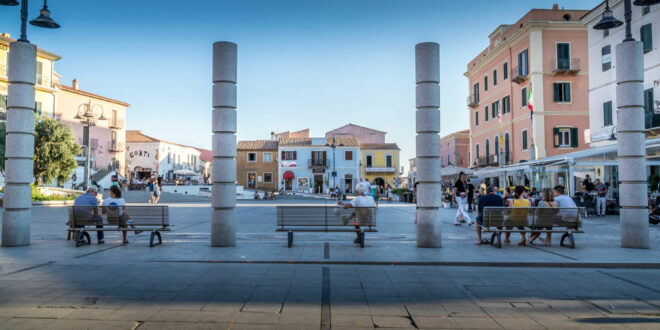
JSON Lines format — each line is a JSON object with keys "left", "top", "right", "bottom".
{"left": 31, "top": 200, "right": 75, "bottom": 206}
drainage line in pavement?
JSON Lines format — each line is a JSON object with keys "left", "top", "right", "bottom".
{"left": 321, "top": 267, "right": 331, "bottom": 330}
{"left": 1, "top": 261, "right": 54, "bottom": 277}
{"left": 598, "top": 270, "right": 660, "bottom": 294}
{"left": 147, "top": 260, "right": 660, "bottom": 269}
{"left": 73, "top": 244, "right": 123, "bottom": 259}
{"left": 527, "top": 245, "right": 579, "bottom": 260}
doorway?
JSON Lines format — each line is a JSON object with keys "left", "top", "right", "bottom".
{"left": 285, "top": 179, "right": 292, "bottom": 190}
{"left": 247, "top": 172, "right": 256, "bottom": 189}
{"left": 374, "top": 177, "right": 385, "bottom": 188}
{"left": 314, "top": 174, "right": 324, "bottom": 194}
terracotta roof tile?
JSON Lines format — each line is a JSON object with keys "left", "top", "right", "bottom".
{"left": 359, "top": 143, "right": 400, "bottom": 150}
{"left": 237, "top": 140, "right": 279, "bottom": 150}
{"left": 280, "top": 137, "right": 359, "bottom": 147}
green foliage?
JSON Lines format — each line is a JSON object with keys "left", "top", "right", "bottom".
{"left": 33, "top": 116, "right": 82, "bottom": 185}
{"left": 31, "top": 185, "right": 78, "bottom": 201}
{"left": 648, "top": 173, "right": 660, "bottom": 192}
{"left": 392, "top": 188, "right": 409, "bottom": 195}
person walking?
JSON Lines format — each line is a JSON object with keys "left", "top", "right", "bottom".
{"left": 466, "top": 179, "right": 475, "bottom": 212}
{"left": 453, "top": 172, "right": 472, "bottom": 226}
{"left": 506, "top": 185, "right": 529, "bottom": 246}
{"left": 474, "top": 186, "right": 503, "bottom": 245}
{"left": 594, "top": 179, "right": 608, "bottom": 217}
{"left": 73, "top": 187, "right": 104, "bottom": 244}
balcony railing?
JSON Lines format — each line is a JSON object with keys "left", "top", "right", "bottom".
{"left": 475, "top": 154, "right": 511, "bottom": 167}
{"left": 109, "top": 141, "right": 124, "bottom": 152}
{"left": 552, "top": 58, "right": 581, "bottom": 75}
{"left": 109, "top": 119, "right": 125, "bottom": 129}
{"left": 467, "top": 94, "right": 479, "bottom": 108}
{"left": 308, "top": 159, "right": 331, "bottom": 168}
{"left": 511, "top": 66, "right": 529, "bottom": 84}
{"left": 365, "top": 167, "right": 396, "bottom": 173}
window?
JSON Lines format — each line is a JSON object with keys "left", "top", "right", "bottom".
{"left": 603, "top": 101, "right": 613, "bottom": 126}
{"left": 476, "top": 144, "right": 480, "bottom": 160}
{"left": 345, "top": 150, "right": 353, "bottom": 160}
{"left": 494, "top": 138, "right": 499, "bottom": 161}
{"left": 502, "top": 95, "right": 510, "bottom": 114}
{"left": 553, "top": 82, "right": 571, "bottom": 102}
{"left": 493, "top": 69, "right": 497, "bottom": 86}
{"left": 642, "top": 5, "right": 650, "bottom": 15}
{"left": 167, "top": 152, "right": 171, "bottom": 164}
{"left": 263, "top": 152, "right": 272, "bottom": 162}
{"left": 645, "top": 88, "right": 657, "bottom": 129}
{"left": 475, "top": 111, "right": 479, "bottom": 126}
{"left": 311, "top": 151, "right": 326, "bottom": 166}
{"left": 282, "top": 151, "right": 297, "bottom": 160}
{"left": 603, "top": 29, "right": 609, "bottom": 37}
{"left": 386, "top": 155, "right": 393, "bottom": 168}
{"left": 553, "top": 127, "right": 578, "bottom": 148}
{"left": 504, "top": 133, "right": 510, "bottom": 163}
{"left": 522, "top": 130, "right": 528, "bottom": 150}
{"left": 521, "top": 87, "right": 527, "bottom": 107}
{"left": 247, "top": 152, "right": 257, "bottom": 162}
{"left": 503, "top": 62, "right": 508, "bottom": 80}
{"left": 484, "top": 75, "right": 488, "bottom": 91}
{"left": 491, "top": 100, "right": 499, "bottom": 118}
{"left": 36, "top": 61, "right": 43, "bottom": 85}
{"left": 263, "top": 172, "right": 273, "bottom": 183}
{"left": 366, "top": 155, "right": 373, "bottom": 167}
{"left": 473, "top": 83, "right": 479, "bottom": 102}
{"left": 641, "top": 24, "right": 652, "bottom": 53}
{"left": 518, "top": 49, "right": 529, "bottom": 75}
{"left": 556, "top": 43, "right": 570, "bottom": 70}
{"left": 485, "top": 106, "right": 489, "bottom": 121}
{"left": 0, "top": 94, "right": 6, "bottom": 120}
{"left": 485, "top": 139, "right": 490, "bottom": 163}
{"left": 35, "top": 101, "right": 42, "bottom": 115}
{"left": 602, "top": 45, "right": 612, "bottom": 71}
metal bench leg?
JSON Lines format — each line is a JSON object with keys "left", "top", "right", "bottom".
{"left": 150, "top": 231, "right": 162, "bottom": 247}
{"left": 560, "top": 232, "right": 575, "bottom": 249}
{"left": 490, "top": 233, "right": 497, "bottom": 245}
{"left": 360, "top": 231, "right": 365, "bottom": 248}
{"left": 495, "top": 232, "right": 502, "bottom": 249}
{"left": 287, "top": 231, "right": 293, "bottom": 248}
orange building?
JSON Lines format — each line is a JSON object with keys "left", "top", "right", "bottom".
{"left": 465, "top": 4, "right": 590, "bottom": 168}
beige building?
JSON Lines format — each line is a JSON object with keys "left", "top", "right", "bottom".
{"left": 237, "top": 140, "right": 279, "bottom": 191}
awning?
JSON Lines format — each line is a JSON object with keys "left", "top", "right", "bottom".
{"left": 173, "top": 169, "right": 197, "bottom": 175}
{"left": 283, "top": 171, "right": 295, "bottom": 180}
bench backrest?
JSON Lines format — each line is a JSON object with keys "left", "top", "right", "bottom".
{"left": 68, "top": 205, "right": 169, "bottom": 228}
{"left": 483, "top": 206, "right": 582, "bottom": 229}
{"left": 276, "top": 206, "right": 376, "bottom": 227}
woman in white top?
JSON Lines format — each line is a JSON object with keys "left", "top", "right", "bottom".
{"left": 337, "top": 182, "right": 375, "bottom": 244}
{"left": 102, "top": 185, "right": 129, "bottom": 244}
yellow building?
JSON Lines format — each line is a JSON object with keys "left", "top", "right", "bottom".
{"left": 360, "top": 143, "right": 400, "bottom": 187}
{"left": 0, "top": 33, "right": 61, "bottom": 120}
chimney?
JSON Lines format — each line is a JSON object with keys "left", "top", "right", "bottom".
{"left": 72, "top": 78, "right": 79, "bottom": 90}
{"left": 271, "top": 131, "right": 275, "bottom": 140}
{"left": 1, "top": 33, "right": 9, "bottom": 38}
{"left": 552, "top": 3, "right": 559, "bottom": 10}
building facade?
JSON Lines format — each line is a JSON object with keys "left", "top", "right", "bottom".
{"left": 326, "top": 123, "right": 386, "bottom": 144}
{"left": 582, "top": 1, "right": 658, "bottom": 147}
{"left": 360, "top": 143, "right": 400, "bottom": 187}
{"left": 236, "top": 140, "right": 279, "bottom": 191}
{"left": 278, "top": 137, "right": 360, "bottom": 194}
{"left": 126, "top": 131, "right": 201, "bottom": 182}
{"left": 440, "top": 129, "right": 470, "bottom": 167}
{"left": 466, "top": 5, "right": 590, "bottom": 169}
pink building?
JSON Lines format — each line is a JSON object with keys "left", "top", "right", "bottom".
{"left": 465, "top": 4, "right": 590, "bottom": 168}
{"left": 326, "top": 123, "right": 386, "bottom": 144}
{"left": 441, "top": 129, "right": 470, "bottom": 167}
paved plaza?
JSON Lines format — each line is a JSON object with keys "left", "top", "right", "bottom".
{"left": 0, "top": 200, "right": 659, "bottom": 329}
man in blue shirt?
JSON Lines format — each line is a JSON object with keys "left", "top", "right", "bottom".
{"left": 475, "top": 186, "right": 504, "bottom": 245}
{"left": 73, "top": 187, "right": 104, "bottom": 244}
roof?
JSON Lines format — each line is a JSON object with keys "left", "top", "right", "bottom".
{"left": 327, "top": 123, "right": 387, "bottom": 135}
{"left": 280, "top": 137, "right": 359, "bottom": 147}
{"left": 126, "top": 130, "right": 200, "bottom": 151}
{"left": 359, "top": 143, "right": 400, "bottom": 150}
{"left": 237, "top": 140, "right": 279, "bottom": 150}
{"left": 441, "top": 129, "right": 470, "bottom": 141}
{"left": 0, "top": 33, "right": 62, "bottom": 60}
{"left": 196, "top": 148, "right": 213, "bottom": 162}
{"left": 60, "top": 85, "right": 130, "bottom": 107}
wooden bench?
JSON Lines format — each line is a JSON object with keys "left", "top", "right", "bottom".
{"left": 67, "top": 205, "right": 170, "bottom": 247}
{"left": 276, "top": 206, "right": 377, "bottom": 248}
{"left": 482, "top": 206, "right": 584, "bottom": 248}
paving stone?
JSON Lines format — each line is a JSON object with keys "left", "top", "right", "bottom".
{"left": 42, "top": 319, "right": 100, "bottom": 330}
{"left": 411, "top": 316, "right": 460, "bottom": 328}
{"left": 450, "top": 316, "right": 503, "bottom": 329}
{"left": 106, "top": 308, "right": 158, "bottom": 321}
{"left": 371, "top": 315, "right": 416, "bottom": 328}
{"left": 89, "top": 320, "right": 138, "bottom": 330}
{"left": 147, "top": 309, "right": 197, "bottom": 322}
{"left": 331, "top": 314, "right": 374, "bottom": 327}
{"left": 234, "top": 311, "right": 280, "bottom": 324}
{"left": 491, "top": 316, "right": 544, "bottom": 329}
{"left": 189, "top": 310, "right": 238, "bottom": 323}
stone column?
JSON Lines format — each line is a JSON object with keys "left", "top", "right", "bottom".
{"left": 415, "top": 42, "right": 442, "bottom": 248}
{"left": 2, "top": 41, "right": 36, "bottom": 247}
{"left": 616, "top": 40, "right": 649, "bottom": 249}
{"left": 211, "top": 42, "right": 237, "bottom": 247}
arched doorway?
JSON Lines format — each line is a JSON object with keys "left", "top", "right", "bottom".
{"left": 374, "top": 177, "right": 385, "bottom": 187}
{"left": 283, "top": 171, "right": 294, "bottom": 190}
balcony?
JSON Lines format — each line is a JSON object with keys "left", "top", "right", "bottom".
{"left": 308, "top": 159, "right": 331, "bottom": 168}
{"left": 510, "top": 66, "right": 529, "bottom": 84}
{"left": 475, "top": 155, "right": 511, "bottom": 167}
{"left": 467, "top": 94, "right": 479, "bottom": 108}
{"left": 109, "top": 119, "right": 125, "bottom": 129}
{"left": 552, "top": 58, "right": 580, "bottom": 75}
{"left": 109, "top": 141, "right": 124, "bottom": 152}
{"left": 0, "top": 64, "right": 6, "bottom": 77}
{"left": 365, "top": 166, "right": 396, "bottom": 173}
{"left": 36, "top": 74, "right": 50, "bottom": 88}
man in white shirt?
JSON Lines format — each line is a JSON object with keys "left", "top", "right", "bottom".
{"left": 338, "top": 182, "right": 375, "bottom": 244}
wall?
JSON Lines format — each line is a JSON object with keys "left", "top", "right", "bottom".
{"left": 126, "top": 142, "right": 159, "bottom": 174}
{"left": 236, "top": 149, "right": 278, "bottom": 191}
{"left": 361, "top": 149, "right": 399, "bottom": 186}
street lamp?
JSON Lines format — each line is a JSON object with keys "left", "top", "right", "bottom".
{"left": 76, "top": 101, "right": 107, "bottom": 190}
{"left": 325, "top": 137, "right": 344, "bottom": 193}
{"left": 593, "top": 0, "right": 658, "bottom": 249}
{"left": 1, "top": 0, "right": 60, "bottom": 247}
{"left": 609, "top": 126, "right": 618, "bottom": 141}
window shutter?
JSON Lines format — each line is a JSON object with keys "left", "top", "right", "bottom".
{"left": 553, "top": 84, "right": 560, "bottom": 102}
{"left": 522, "top": 88, "right": 527, "bottom": 107}
{"left": 281, "top": 151, "right": 285, "bottom": 160}
{"left": 566, "top": 84, "right": 571, "bottom": 102}
{"left": 293, "top": 151, "right": 297, "bottom": 160}
{"left": 570, "top": 128, "right": 578, "bottom": 147}
{"left": 485, "top": 106, "right": 489, "bottom": 121}
{"left": 323, "top": 151, "right": 327, "bottom": 165}
{"left": 641, "top": 24, "right": 652, "bottom": 53}
{"left": 553, "top": 128, "right": 560, "bottom": 147}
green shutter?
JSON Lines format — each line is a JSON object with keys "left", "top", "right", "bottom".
{"left": 566, "top": 84, "right": 571, "bottom": 102}
{"left": 553, "top": 128, "right": 560, "bottom": 147}
{"left": 485, "top": 106, "right": 489, "bottom": 121}
{"left": 522, "top": 88, "right": 527, "bottom": 107}
{"left": 570, "top": 128, "right": 578, "bottom": 147}
{"left": 554, "top": 84, "right": 560, "bottom": 102}
{"left": 641, "top": 24, "right": 652, "bottom": 53}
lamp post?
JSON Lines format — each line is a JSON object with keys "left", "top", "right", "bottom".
{"left": 593, "top": 0, "right": 658, "bottom": 249}
{"left": 325, "top": 137, "right": 343, "bottom": 191}
{"left": 74, "top": 101, "right": 106, "bottom": 190}
{"left": 1, "top": 0, "right": 60, "bottom": 247}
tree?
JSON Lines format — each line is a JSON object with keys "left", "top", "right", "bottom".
{"left": 33, "top": 116, "right": 82, "bottom": 185}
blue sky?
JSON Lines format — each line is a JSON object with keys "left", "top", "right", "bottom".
{"left": 0, "top": 0, "right": 601, "bottom": 171}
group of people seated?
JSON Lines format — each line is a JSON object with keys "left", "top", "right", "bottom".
{"left": 253, "top": 191, "right": 277, "bottom": 200}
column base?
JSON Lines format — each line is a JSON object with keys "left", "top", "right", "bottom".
{"left": 2, "top": 209, "right": 31, "bottom": 247}
{"left": 620, "top": 208, "right": 650, "bottom": 249}
{"left": 211, "top": 208, "right": 236, "bottom": 247}
{"left": 416, "top": 208, "right": 442, "bottom": 248}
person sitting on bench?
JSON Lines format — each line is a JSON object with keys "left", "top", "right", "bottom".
{"left": 73, "top": 187, "right": 104, "bottom": 244}
{"left": 337, "top": 182, "right": 375, "bottom": 244}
